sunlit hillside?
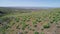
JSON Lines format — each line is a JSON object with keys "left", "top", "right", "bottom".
{"left": 0, "top": 7, "right": 60, "bottom": 34}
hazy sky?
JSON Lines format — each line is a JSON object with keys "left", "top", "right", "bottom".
{"left": 0, "top": 0, "right": 60, "bottom": 7}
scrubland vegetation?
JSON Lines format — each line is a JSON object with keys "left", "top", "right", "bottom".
{"left": 0, "top": 7, "right": 60, "bottom": 34}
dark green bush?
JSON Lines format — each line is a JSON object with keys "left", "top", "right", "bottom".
{"left": 50, "top": 21, "right": 53, "bottom": 24}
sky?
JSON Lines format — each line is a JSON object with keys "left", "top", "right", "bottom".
{"left": 0, "top": 0, "right": 60, "bottom": 7}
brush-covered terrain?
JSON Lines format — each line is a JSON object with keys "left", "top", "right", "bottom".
{"left": 0, "top": 7, "right": 60, "bottom": 34}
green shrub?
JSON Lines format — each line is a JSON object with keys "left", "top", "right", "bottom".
{"left": 0, "top": 25, "right": 10, "bottom": 34}
{"left": 41, "top": 32, "right": 44, "bottom": 34}
{"left": 15, "top": 17, "right": 20, "bottom": 22}
{"left": 43, "top": 23, "right": 50, "bottom": 28}
{"left": 50, "top": 21, "right": 53, "bottom": 24}
{"left": 22, "top": 27, "right": 25, "bottom": 30}
{"left": 32, "top": 20, "right": 37, "bottom": 25}
{"left": 3, "top": 25, "right": 10, "bottom": 29}
{"left": 34, "top": 31, "right": 39, "bottom": 34}
{"left": 21, "top": 22, "right": 27, "bottom": 30}
{"left": 36, "top": 18, "right": 41, "bottom": 22}
{"left": 26, "top": 18, "right": 30, "bottom": 22}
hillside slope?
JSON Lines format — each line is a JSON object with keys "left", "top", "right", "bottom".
{"left": 0, "top": 8, "right": 60, "bottom": 34}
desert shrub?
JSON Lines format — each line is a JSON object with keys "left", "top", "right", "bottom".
{"left": 27, "top": 25, "right": 33, "bottom": 31}
{"left": 32, "top": 20, "right": 37, "bottom": 25}
{"left": 0, "top": 28, "right": 5, "bottom": 34}
{"left": 36, "top": 18, "right": 41, "bottom": 22}
{"left": 41, "top": 28, "right": 44, "bottom": 31}
{"left": 27, "top": 26, "right": 30, "bottom": 29}
{"left": 56, "top": 25, "right": 60, "bottom": 28}
{"left": 2, "top": 25, "right": 10, "bottom": 30}
{"left": 34, "top": 25, "right": 37, "bottom": 27}
{"left": 41, "top": 32, "right": 44, "bottom": 34}
{"left": 22, "top": 16, "right": 27, "bottom": 21}
{"left": 32, "top": 29, "right": 35, "bottom": 31}
{"left": 50, "top": 21, "right": 54, "bottom": 24}
{"left": 34, "top": 31, "right": 39, "bottom": 34}
{"left": 16, "top": 25, "right": 20, "bottom": 29}
{"left": 21, "top": 22, "right": 27, "bottom": 30}
{"left": 22, "top": 18, "right": 26, "bottom": 22}
{"left": 1, "top": 17, "right": 11, "bottom": 23}
{"left": 0, "top": 17, "right": 14, "bottom": 26}
{"left": 1, "top": 25, "right": 11, "bottom": 34}
{"left": 24, "top": 31, "right": 28, "bottom": 34}
{"left": 18, "top": 32, "right": 23, "bottom": 34}
{"left": 12, "top": 22, "right": 15, "bottom": 25}
{"left": 22, "top": 27, "right": 25, "bottom": 30}
{"left": 43, "top": 23, "right": 50, "bottom": 28}
{"left": 15, "top": 17, "right": 20, "bottom": 22}
{"left": 26, "top": 18, "right": 30, "bottom": 22}
{"left": 22, "top": 24, "right": 28, "bottom": 30}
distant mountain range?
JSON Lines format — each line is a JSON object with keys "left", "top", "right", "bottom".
{"left": 0, "top": 7, "right": 59, "bottom": 10}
